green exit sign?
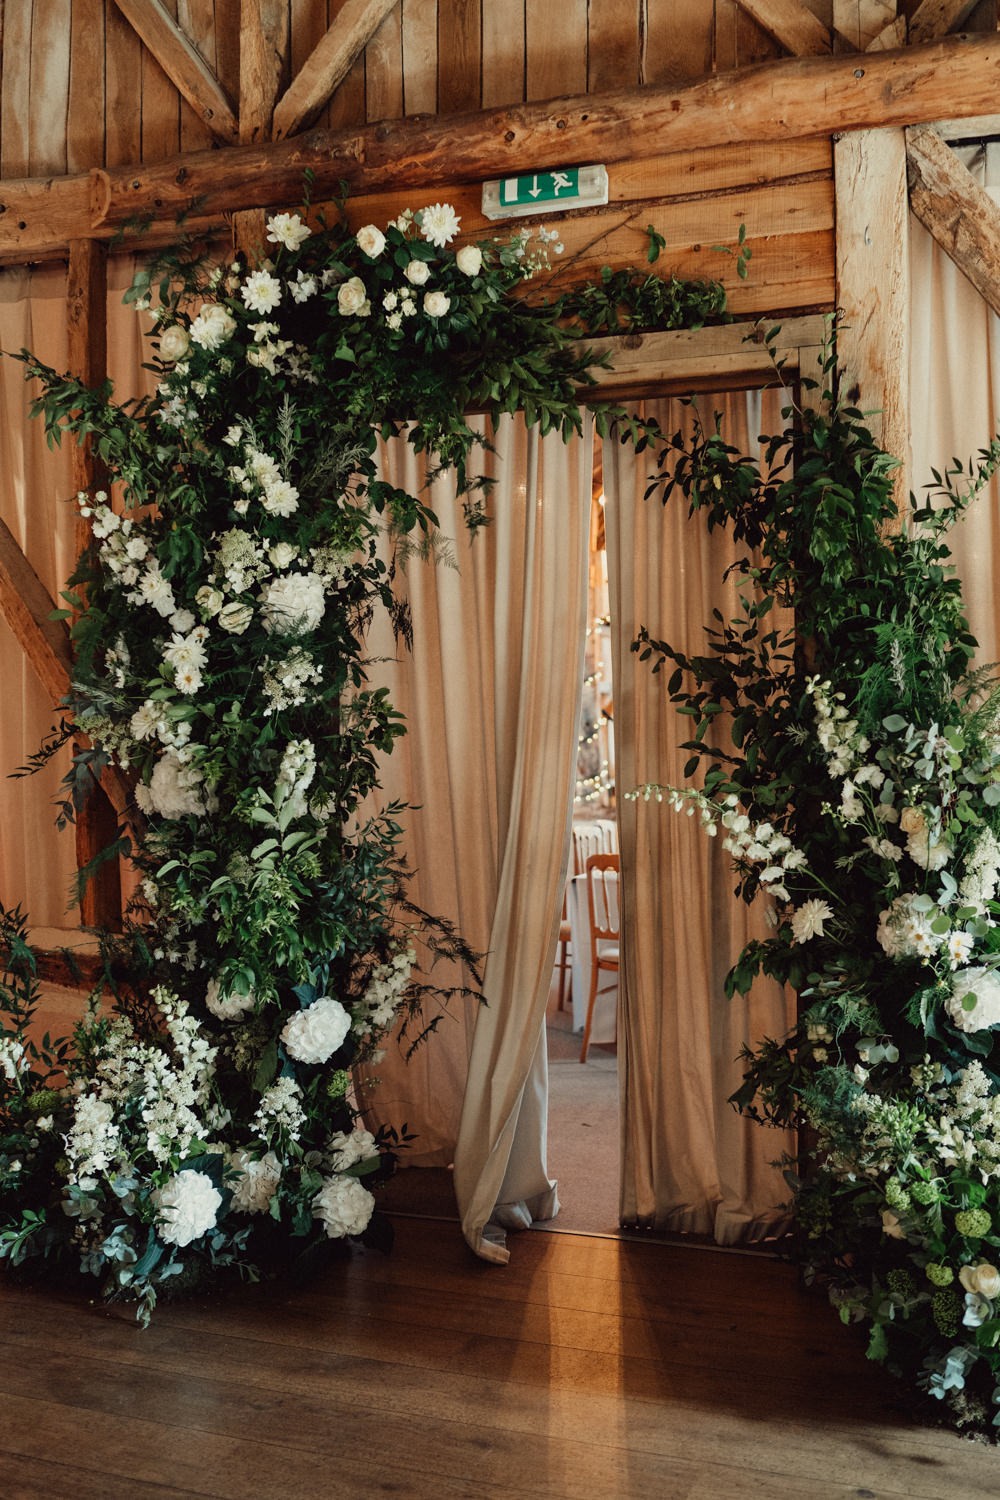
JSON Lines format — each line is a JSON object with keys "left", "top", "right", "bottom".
{"left": 482, "top": 164, "right": 608, "bottom": 220}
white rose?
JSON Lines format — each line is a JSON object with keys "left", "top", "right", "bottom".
{"left": 456, "top": 244, "right": 482, "bottom": 276}
{"left": 356, "top": 223, "right": 386, "bottom": 258}
{"left": 337, "top": 276, "right": 371, "bottom": 317}
{"left": 899, "top": 806, "right": 925, "bottom": 835}
{"left": 155, "top": 1169, "right": 222, "bottom": 1247}
{"left": 195, "top": 585, "right": 224, "bottom": 617}
{"left": 960, "top": 1262, "right": 1000, "bottom": 1299}
{"left": 158, "top": 324, "right": 191, "bottom": 362}
{"left": 189, "top": 303, "right": 237, "bottom": 350}
{"left": 268, "top": 542, "right": 298, "bottom": 570}
{"left": 280, "top": 996, "right": 351, "bottom": 1065}
{"left": 423, "top": 291, "right": 451, "bottom": 319}
{"left": 404, "top": 259, "right": 430, "bottom": 286}
{"left": 312, "top": 1174, "right": 375, "bottom": 1239}
{"left": 218, "top": 601, "right": 253, "bottom": 635}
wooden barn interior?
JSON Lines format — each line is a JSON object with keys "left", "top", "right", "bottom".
{"left": 3, "top": 2, "right": 1000, "bottom": 1496}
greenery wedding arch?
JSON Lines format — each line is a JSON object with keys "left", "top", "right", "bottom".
{"left": 0, "top": 199, "right": 730, "bottom": 1321}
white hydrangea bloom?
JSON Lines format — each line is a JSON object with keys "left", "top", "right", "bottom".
{"left": 205, "top": 976, "right": 256, "bottom": 1022}
{"left": 327, "top": 1128, "right": 378, "bottom": 1173}
{"left": 261, "top": 571, "right": 326, "bottom": 635}
{"left": 312, "top": 1174, "right": 374, "bottom": 1238}
{"left": 947, "top": 967, "right": 1000, "bottom": 1033}
{"left": 155, "top": 1169, "right": 222, "bottom": 1247}
{"left": 281, "top": 997, "right": 351, "bottom": 1065}
{"left": 229, "top": 1148, "right": 282, "bottom": 1214}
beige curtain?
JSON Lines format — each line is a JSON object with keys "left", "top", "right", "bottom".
{"left": 603, "top": 394, "right": 796, "bottom": 1242}
{"left": 362, "top": 415, "right": 592, "bottom": 1260}
{"left": 909, "top": 143, "right": 1000, "bottom": 664}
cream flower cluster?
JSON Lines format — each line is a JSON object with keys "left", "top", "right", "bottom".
{"left": 275, "top": 737, "right": 316, "bottom": 821}
{"left": 353, "top": 947, "right": 415, "bottom": 1034}
{"left": 719, "top": 797, "right": 806, "bottom": 903}
{"left": 253, "top": 1077, "right": 306, "bottom": 1142}
{"left": 806, "top": 676, "right": 870, "bottom": 778}
{"left": 228, "top": 1148, "right": 282, "bottom": 1215}
{"left": 312, "top": 1174, "right": 374, "bottom": 1239}
{"left": 261, "top": 647, "right": 323, "bottom": 714}
{"left": 946, "top": 967, "right": 1000, "bottom": 1034}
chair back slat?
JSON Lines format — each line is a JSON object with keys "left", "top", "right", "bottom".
{"left": 572, "top": 822, "right": 606, "bottom": 876}
{"left": 585, "top": 853, "right": 620, "bottom": 944}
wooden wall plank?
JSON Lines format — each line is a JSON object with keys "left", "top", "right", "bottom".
{"left": 141, "top": 0, "right": 183, "bottom": 162}
{"left": 68, "top": 0, "right": 107, "bottom": 171}
{"left": 643, "top": 0, "right": 715, "bottom": 84}
{"left": 482, "top": 0, "right": 526, "bottom": 107}
{"left": 28, "top": 0, "right": 71, "bottom": 175}
{"left": 1, "top": 0, "right": 32, "bottom": 178}
{"left": 526, "top": 0, "right": 587, "bottom": 98}
{"left": 588, "top": 0, "right": 641, "bottom": 91}
{"left": 365, "top": 2, "right": 403, "bottom": 120}
{"left": 437, "top": 0, "right": 481, "bottom": 113}
{"left": 106, "top": 0, "right": 143, "bottom": 165}
{"left": 401, "top": 0, "right": 437, "bottom": 114}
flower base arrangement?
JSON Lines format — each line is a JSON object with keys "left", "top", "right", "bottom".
{"left": 633, "top": 339, "right": 1000, "bottom": 1436}
{"left": 0, "top": 200, "right": 741, "bottom": 1321}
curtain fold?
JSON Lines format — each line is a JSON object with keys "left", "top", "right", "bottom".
{"left": 361, "top": 416, "right": 592, "bottom": 1261}
{"left": 602, "top": 394, "right": 796, "bottom": 1243}
{"left": 909, "top": 143, "right": 1000, "bottom": 664}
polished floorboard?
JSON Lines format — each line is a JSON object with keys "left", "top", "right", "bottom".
{"left": 0, "top": 1215, "right": 996, "bottom": 1499}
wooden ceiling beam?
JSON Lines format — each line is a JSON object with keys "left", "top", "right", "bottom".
{"left": 1, "top": 32, "right": 1000, "bottom": 264}
{"left": 906, "top": 123, "right": 1000, "bottom": 318}
{"left": 734, "top": 0, "right": 832, "bottom": 55}
{"left": 110, "top": 0, "right": 238, "bottom": 145}
{"left": 272, "top": 0, "right": 400, "bottom": 142}
{"left": 908, "top": 0, "right": 981, "bottom": 43}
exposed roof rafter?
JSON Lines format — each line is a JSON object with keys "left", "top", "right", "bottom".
{"left": 110, "top": 0, "right": 239, "bottom": 144}
{"left": 906, "top": 123, "right": 1000, "bottom": 318}
{"left": 272, "top": 0, "right": 401, "bottom": 142}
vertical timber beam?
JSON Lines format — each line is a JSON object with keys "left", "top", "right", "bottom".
{"left": 233, "top": 0, "right": 288, "bottom": 260}
{"left": 834, "top": 128, "right": 910, "bottom": 524}
{"left": 67, "top": 237, "right": 123, "bottom": 930}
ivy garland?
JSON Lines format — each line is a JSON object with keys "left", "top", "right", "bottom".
{"left": 632, "top": 334, "right": 1000, "bottom": 1437}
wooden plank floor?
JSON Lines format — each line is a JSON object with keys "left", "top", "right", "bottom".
{"left": 0, "top": 1216, "right": 996, "bottom": 1499}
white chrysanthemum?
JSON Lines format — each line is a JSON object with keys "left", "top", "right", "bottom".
{"left": 241, "top": 269, "right": 282, "bottom": 315}
{"left": 155, "top": 1169, "right": 222, "bottom": 1247}
{"left": 205, "top": 976, "right": 256, "bottom": 1021}
{"left": 790, "top": 899, "right": 833, "bottom": 945}
{"left": 312, "top": 1174, "right": 375, "bottom": 1239}
{"left": 280, "top": 996, "right": 351, "bottom": 1065}
{"left": 130, "top": 699, "right": 165, "bottom": 742}
{"left": 266, "top": 212, "right": 311, "bottom": 251}
{"left": 229, "top": 1148, "right": 282, "bottom": 1214}
{"left": 419, "top": 202, "right": 461, "bottom": 247}
{"left": 163, "top": 631, "right": 208, "bottom": 675}
{"left": 947, "top": 967, "right": 1000, "bottom": 1033}
{"left": 261, "top": 571, "right": 326, "bottom": 635}
{"left": 189, "top": 303, "right": 237, "bottom": 350}
{"left": 136, "top": 562, "right": 177, "bottom": 618}
{"left": 261, "top": 478, "right": 299, "bottom": 517}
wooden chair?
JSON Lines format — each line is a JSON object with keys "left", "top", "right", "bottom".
{"left": 580, "top": 852, "right": 620, "bottom": 1063}
{"left": 557, "top": 822, "right": 609, "bottom": 1012}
